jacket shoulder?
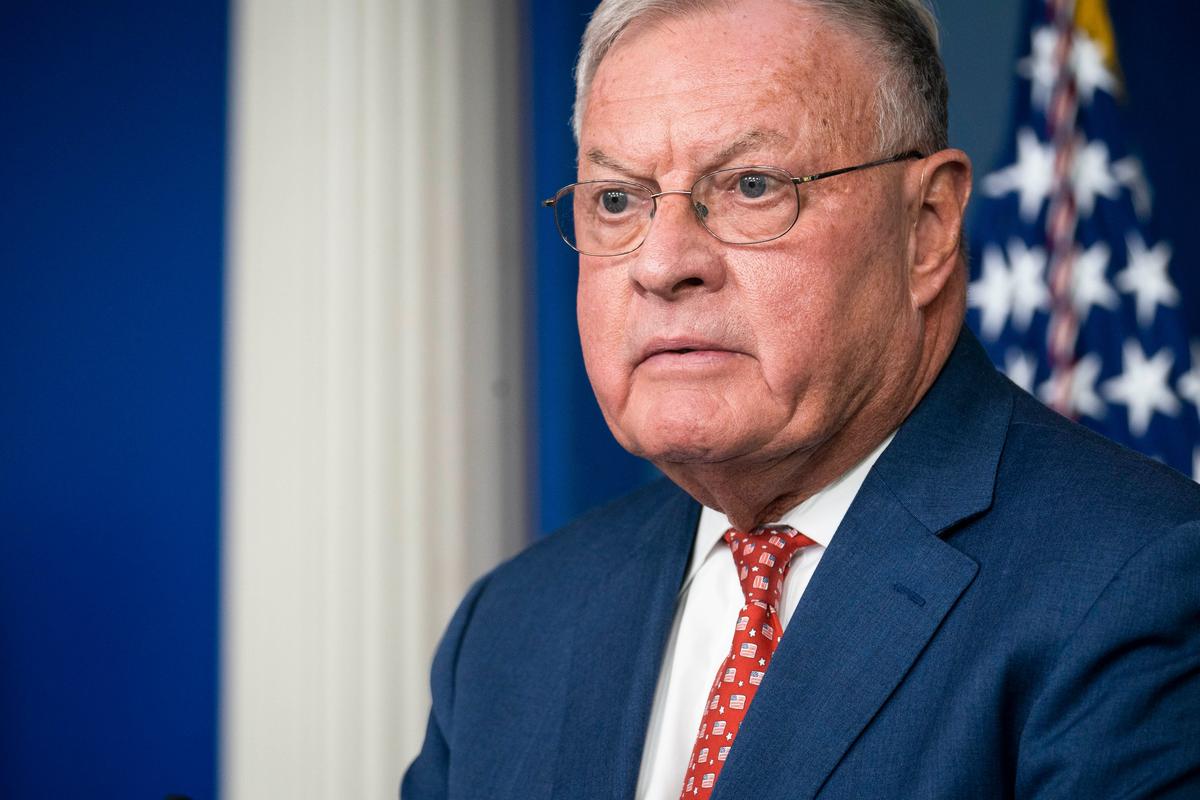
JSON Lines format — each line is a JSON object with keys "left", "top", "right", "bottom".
{"left": 1000, "top": 386, "right": 1200, "bottom": 533}
{"left": 482, "top": 477, "right": 696, "bottom": 600}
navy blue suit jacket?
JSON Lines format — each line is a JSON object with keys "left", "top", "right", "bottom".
{"left": 403, "top": 329, "right": 1200, "bottom": 799}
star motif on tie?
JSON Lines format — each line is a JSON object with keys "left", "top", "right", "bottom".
{"left": 1070, "top": 241, "right": 1118, "bottom": 323}
{"left": 1038, "top": 354, "right": 1106, "bottom": 421}
{"left": 726, "top": 733, "right": 734, "bottom": 741}
{"left": 758, "top": 658, "right": 766, "bottom": 666}
{"left": 748, "top": 629, "right": 756, "bottom": 637}
{"left": 983, "top": 127, "right": 1054, "bottom": 222}
{"left": 1072, "top": 138, "right": 1120, "bottom": 217}
{"left": 1070, "top": 32, "right": 1117, "bottom": 105}
{"left": 1101, "top": 340, "right": 1181, "bottom": 437}
{"left": 1003, "top": 348, "right": 1038, "bottom": 394}
{"left": 1177, "top": 342, "right": 1200, "bottom": 415}
{"left": 1115, "top": 232, "right": 1178, "bottom": 327}
{"left": 1017, "top": 26, "right": 1057, "bottom": 109}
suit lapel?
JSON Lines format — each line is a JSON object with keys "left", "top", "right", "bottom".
{"left": 550, "top": 486, "right": 700, "bottom": 799}
{"left": 711, "top": 329, "right": 1012, "bottom": 799}
{"left": 710, "top": 481, "right": 978, "bottom": 799}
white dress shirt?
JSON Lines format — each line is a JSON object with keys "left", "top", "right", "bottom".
{"left": 634, "top": 433, "right": 895, "bottom": 800}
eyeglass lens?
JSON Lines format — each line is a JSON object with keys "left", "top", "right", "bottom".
{"left": 553, "top": 166, "right": 801, "bottom": 256}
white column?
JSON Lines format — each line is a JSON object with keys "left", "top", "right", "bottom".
{"left": 221, "top": 1, "right": 527, "bottom": 797}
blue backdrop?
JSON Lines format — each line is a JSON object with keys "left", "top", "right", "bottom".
{"left": 1, "top": 3, "right": 226, "bottom": 797}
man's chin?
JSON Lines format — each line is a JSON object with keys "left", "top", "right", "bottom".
{"left": 633, "top": 437, "right": 752, "bottom": 467}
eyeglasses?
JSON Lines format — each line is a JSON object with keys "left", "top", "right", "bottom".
{"left": 542, "top": 151, "right": 923, "bottom": 257}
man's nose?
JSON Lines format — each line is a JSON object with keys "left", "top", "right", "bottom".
{"left": 628, "top": 193, "right": 727, "bottom": 298}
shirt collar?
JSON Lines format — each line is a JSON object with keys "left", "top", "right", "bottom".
{"left": 684, "top": 431, "right": 897, "bottom": 588}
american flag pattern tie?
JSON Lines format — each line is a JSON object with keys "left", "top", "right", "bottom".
{"left": 678, "top": 525, "right": 815, "bottom": 799}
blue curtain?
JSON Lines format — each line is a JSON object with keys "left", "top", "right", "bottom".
{"left": 1, "top": 3, "right": 226, "bottom": 797}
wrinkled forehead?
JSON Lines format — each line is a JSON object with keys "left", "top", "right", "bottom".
{"left": 580, "top": 3, "right": 880, "bottom": 166}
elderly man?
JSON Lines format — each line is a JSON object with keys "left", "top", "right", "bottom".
{"left": 403, "top": 0, "right": 1200, "bottom": 798}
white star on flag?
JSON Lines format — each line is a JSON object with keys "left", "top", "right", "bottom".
{"left": 1116, "top": 232, "right": 1178, "bottom": 326}
{"left": 1017, "top": 26, "right": 1057, "bottom": 110}
{"left": 1038, "top": 354, "right": 1106, "bottom": 421}
{"left": 1072, "top": 138, "right": 1120, "bottom": 217}
{"left": 1004, "top": 348, "right": 1038, "bottom": 393}
{"left": 1007, "top": 239, "right": 1051, "bottom": 332}
{"left": 1070, "top": 241, "right": 1118, "bottom": 323}
{"left": 1177, "top": 342, "right": 1200, "bottom": 414}
{"left": 1101, "top": 340, "right": 1181, "bottom": 437}
{"left": 1113, "top": 156, "right": 1153, "bottom": 220}
{"left": 983, "top": 128, "right": 1054, "bottom": 222}
{"left": 971, "top": 246, "right": 1014, "bottom": 340}
{"left": 1071, "top": 32, "right": 1117, "bottom": 105}
{"left": 969, "top": 240, "right": 1050, "bottom": 339}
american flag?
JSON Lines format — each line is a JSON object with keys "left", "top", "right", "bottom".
{"left": 968, "top": 0, "right": 1199, "bottom": 478}
{"left": 740, "top": 642, "right": 758, "bottom": 659}
{"left": 729, "top": 694, "right": 746, "bottom": 710}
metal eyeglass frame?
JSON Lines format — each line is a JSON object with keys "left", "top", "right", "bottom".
{"left": 542, "top": 150, "right": 925, "bottom": 256}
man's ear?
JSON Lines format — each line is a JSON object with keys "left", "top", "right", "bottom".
{"left": 908, "top": 149, "right": 972, "bottom": 309}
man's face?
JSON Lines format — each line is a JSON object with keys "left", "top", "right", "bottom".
{"left": 577, "top": 0, "right": 922, "bottom": 468}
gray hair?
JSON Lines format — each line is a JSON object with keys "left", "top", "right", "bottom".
{"left": 571, "top": 0, "right": 949, "bottom": 155}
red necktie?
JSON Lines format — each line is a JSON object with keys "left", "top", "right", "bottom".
{"left": 678, "top": 525, "right": 815, "bottom": 799}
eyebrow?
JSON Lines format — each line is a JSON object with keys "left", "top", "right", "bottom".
{"left": 708, "top": 129, "right": 789, "bottom": 169}
{"left": 584, "top": 147, "right": 636, "bottom": 176}
{"left": 584, "top": 128, "right": 790, "bottom": 180}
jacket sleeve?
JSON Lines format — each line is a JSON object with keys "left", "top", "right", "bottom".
{"left": 1016, "top": 521, "right": 1200, "bottom": 799}
{"left": 400, "top": 575, "right": 491, "bottom": 800}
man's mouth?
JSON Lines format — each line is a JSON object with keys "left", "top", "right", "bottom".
{"left": 638, "top": 338, "right": 741, "bottom": 369}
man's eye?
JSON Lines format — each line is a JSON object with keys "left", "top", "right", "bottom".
{"left": 601, "top": 191, "right": 629, "bottom": 214}
{"left": 738, "top": 174, "right": 770, "bottom": 199}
